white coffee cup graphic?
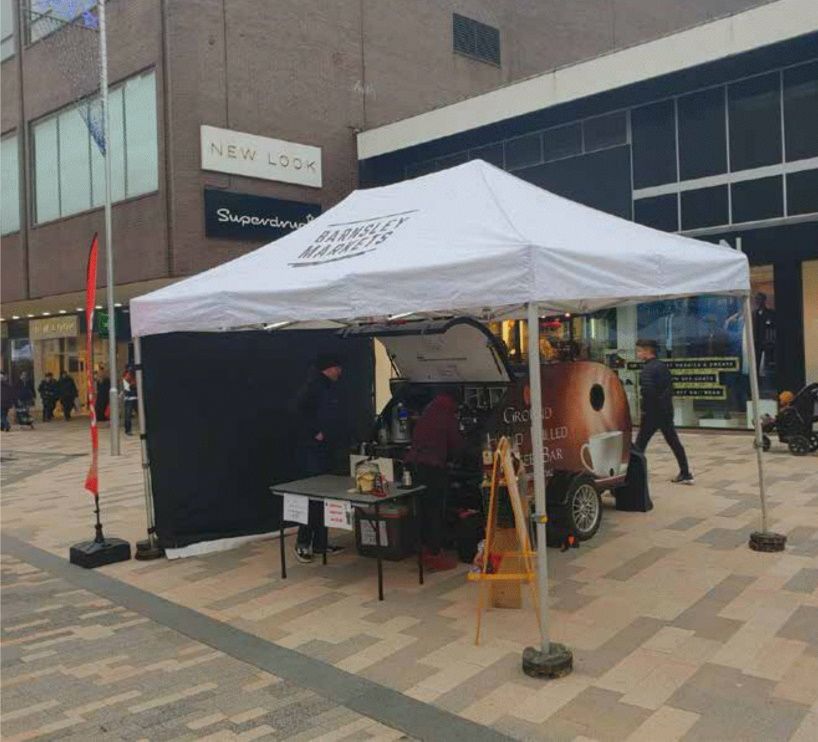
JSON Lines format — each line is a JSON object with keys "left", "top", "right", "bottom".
{"left": 580, "top": 431, "right": 624, "bottom": 478}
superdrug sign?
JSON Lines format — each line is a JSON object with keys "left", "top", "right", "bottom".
{"left": 204, "top": 189, "right": 321, "bottom": 242}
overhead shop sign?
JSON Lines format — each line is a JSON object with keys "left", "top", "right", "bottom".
{"left": 29, "top": 315, "right": 79, "bottom": 341}
{"left": 204, "top": 189, "right": 321, "bottom": 242}
{"left": 200, "top": 125, "right": 322, "bottom": 188}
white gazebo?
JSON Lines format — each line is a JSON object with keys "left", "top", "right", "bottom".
{"left": 132, "top": 160, "right": 775, "bottom": 673}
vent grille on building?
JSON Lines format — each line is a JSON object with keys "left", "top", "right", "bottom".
{"left": 453, "top": 14, "right": 500, "bottom": 66}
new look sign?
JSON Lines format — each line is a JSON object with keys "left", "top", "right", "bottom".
{"left": 201, "top": 125, "right": 322, "bottom": 188}
{"left": 204, "top": 189, "right": 321, "bottom": 242}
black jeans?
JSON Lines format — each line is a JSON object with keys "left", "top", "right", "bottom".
{"left": 635, "top": 415, "right": 690, "bottom": 476}
{"left": 61, "top": 399, "right": 73, "bottom": 420}
{"left": 296, "top": 442, "right": 330, "bottom": 553}
{"left": 124, "top": 399, "right": 137, "bottom": 434}
{"left": 414, "top": 464, "right": 449, "bottom": 554}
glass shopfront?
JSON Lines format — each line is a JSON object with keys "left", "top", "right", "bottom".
{"left": 489, "top": 280, "right": 785, "bottom": 430}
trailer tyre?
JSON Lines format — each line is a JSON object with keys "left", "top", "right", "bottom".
{"left": 809, "top": 432, "right": 818, "bottom": 453}
{"left": 566, "top": 474, "right": 602, "bottom": 541}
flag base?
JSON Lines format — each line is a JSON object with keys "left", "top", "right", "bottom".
{"left": 69, "top": 537, "right": 131, "bottom": 569}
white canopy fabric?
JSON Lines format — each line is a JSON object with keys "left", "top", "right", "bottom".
{"left": 131, "top": 160, "right": 749, "bottom": 336}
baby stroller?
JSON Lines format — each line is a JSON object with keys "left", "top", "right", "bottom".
{"left": 14, "top": 401, "right": 35, "bottom": 429}
{"left": 759, "top": 383, "right": 818, "bottom": 456}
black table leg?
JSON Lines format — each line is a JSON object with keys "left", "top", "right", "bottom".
{"left": 323, "top": 525, "right": 328, "bottom": 565}
{"left": 375, "top": 501, "right": 384, "bottom": 601}
{"left": 414, "top": 492, "right": 424, "bottom": 585}
{"left": 280, "top": 517, "right": 287, "bottom": 580}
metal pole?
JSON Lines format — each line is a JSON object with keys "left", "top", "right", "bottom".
{"left": 742, "top": 295, "right": 768, "bottom": 532}
{"left": 526, "top": 302, "right": 550, "bottom": 650}
{"left": 99, "top": 0, "right": 120, "bottom": 455}
{"left": 133, "top": 336, "right": 162, "bottom": 558}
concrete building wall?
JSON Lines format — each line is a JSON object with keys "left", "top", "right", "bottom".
{"left": 2, "top": 0, "right": 776, "bottom": 309}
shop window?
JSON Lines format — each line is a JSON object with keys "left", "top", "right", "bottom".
{"left": 504, "top": 133, "right": 541, "bottom": 170}
{"left": 583, "top": 112, "right": 627, "bottom": 153}
{"left": 32, "top": 70, "right": 157, "bottom": 224}
{"left": 1, "top": 0, "right": 14, "bottom": 60}
{"left": 731, "top": 176, "right": 783, "bottom": 224}
{"left": 631, "top": 100, "right": 677, "bottom": 189}
{"left": 784, "top": 61, "right": 818, "bottom": 161}
{"left": 470, "top": 142, "right": 503, "bottom": 168}
{"left": 680, "top": 185, "right": 728, "bottom": 230}
{"left": 678, "top": 86, "right": 727, "bottom": 180}
{"left": 27, "top": 0, "right": 97, "bottom": 43}
{"left": 787, "top": 169, "right": 818, "bottom": 215}
{"left": 542, "top": 123, "right": 581, "bottom": 162}
{"left": 634, "top": 194, "right": 678, "bottom": 232}
{"left": 452, "top": 14, "right": 500, "bottom": 66}
{"left": 1, "top": 133, "right": 19, "bottom": 235}
{"left": 728, "top": 72, "right": 782, "bottom": 172}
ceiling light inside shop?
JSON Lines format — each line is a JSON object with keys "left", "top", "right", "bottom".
{"left": 12, "top": 315, "right": 20, "bottom": 320}
{"left": 42, "top": 311, "right": 51, "bottom": 316}
{"left": 95, "top": 305, "right": 103, "bottom": 310}
{"left": 114, "top": 302, "right": 122, "bottom": 308}
{"left": 76, "top": 307, "right": 83, "bottom": 312}
{"left": 59, "top": 310, "right": 67, "bottom": 314}
{"left": 27, "top": 314, "right": 35, "bottom": 318}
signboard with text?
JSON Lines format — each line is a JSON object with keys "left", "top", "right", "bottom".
{"left": 204, "top": 189, "right": 321, "bottom": 242}
{"left": 627, "top": 356, "right": 739, "bottom": 400}
{"left": 200, "top": 125, "right": 322, "bottom": 187}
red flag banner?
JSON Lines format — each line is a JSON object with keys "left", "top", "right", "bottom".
{"left": 85, "top": 234, "right": 99, "bottom": 497}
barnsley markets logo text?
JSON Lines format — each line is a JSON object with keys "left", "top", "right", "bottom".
{"left": 289, "top": 210, "right": 417, "bottom": 267}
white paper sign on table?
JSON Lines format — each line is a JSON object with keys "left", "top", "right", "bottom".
{"left": 360, "top": 519, "right": 389, "bottom": 547}
{"left": 282, "top": 494, "right": 309, "bottom": 525}
{"left": 324, "top": 499, "right": 353, "bottom": 531}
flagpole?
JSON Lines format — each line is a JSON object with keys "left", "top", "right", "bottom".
{"left": 99, "top": 0, "right": 120, "bottom": 455}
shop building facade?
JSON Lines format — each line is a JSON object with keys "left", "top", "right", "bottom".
{"left": 358, "top": 0, "right": 818, "bottom": 429}
{"left": 0, "top": 0, "right": 795, "bottom": 405}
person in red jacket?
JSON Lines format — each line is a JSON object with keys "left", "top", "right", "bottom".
{"left": 406, "top": 389, "right": 464, "bottom": 571}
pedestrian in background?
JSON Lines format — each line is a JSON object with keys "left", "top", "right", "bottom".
{"left": 122, "top": 366, "right": 138, "bottom": 435}
{"left": 58, "top": 371, "right": 78, "bottom": 421}
{"left": 634, "top": 339, "right": 694, "bottom": 485}
{"left": 95, "top": 367, "right": 111, "bottom": 422}
{"left": 38, "top": 372, "right": 59, "bottom": 422}
{"left": 1, "top": 371, "right": 15, "bottom": 432}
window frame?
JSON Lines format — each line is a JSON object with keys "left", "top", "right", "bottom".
{"left": 29, "top": 68, "right": 158, "bottom": 227}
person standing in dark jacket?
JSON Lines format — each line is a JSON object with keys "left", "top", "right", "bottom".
{"left": 405, "top": 390, "right": 465, "bottom": 570}
{"left": 38, "top": 372, "right": 59, "bottom": 421}
{"left": 95, "top": 367, "right": 111, "bottom": 422}
{"left": 58, "top": 371, "right": 79, "bottom": 421}
{"left": 634, "top": 339, "right": 693, "bottom": 484}
{"left": 292, "top": 355, "right": 347, "bottom": 563}
{"left": 1, "top": 371, "right": 15, "bottom": 431}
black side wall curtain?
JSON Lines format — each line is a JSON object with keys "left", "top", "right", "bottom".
{"left": 141, "top": 330, "right": 374, "bottom": 549}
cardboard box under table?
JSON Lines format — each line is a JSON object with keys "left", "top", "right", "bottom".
{"left": 270, "top": 474, "right": 426, "bottom": 600}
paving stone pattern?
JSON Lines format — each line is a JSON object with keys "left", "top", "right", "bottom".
{"left": 2, "top": 420, "right": 818, "bottom": 740}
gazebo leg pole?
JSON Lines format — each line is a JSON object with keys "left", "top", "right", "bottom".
{"left": 743, "top": 296, "right": 786, "bottom": 552}
{"left": 522, "top": 302, "right": 573, "bottom": 678}
{"left": 134, "top": 336, "right": 164, "bottom": 560}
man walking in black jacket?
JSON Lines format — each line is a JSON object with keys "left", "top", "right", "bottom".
{"left": 292, "top": 355, "right": 347, "bottom": 563}
{"left": 634, "top": 339, "right": 693, "bottom": 484}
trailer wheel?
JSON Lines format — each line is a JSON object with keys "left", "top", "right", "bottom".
{"left": 788, "top": 435, "right": 810, "bottom": 456}
{"left": 809, "top": 432, "right": 818, "bottom": 453}
{"left": 566, "top": 474, "right": 602, "bottom": 541}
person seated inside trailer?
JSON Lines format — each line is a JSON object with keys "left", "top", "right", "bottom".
{"left": 405, "top": 388, "right": 465, "bottom": 572}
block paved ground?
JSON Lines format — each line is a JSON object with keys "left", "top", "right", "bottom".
{"left": 2, "top": 419, "right": 818, "bottom": 741}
